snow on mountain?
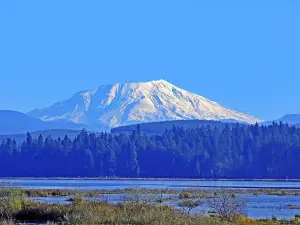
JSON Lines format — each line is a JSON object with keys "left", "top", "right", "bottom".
{"left": 28, "top": 80, "right": 261, "bottom": 129}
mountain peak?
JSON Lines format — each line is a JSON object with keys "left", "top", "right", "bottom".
{"left": 115, "top": 79, "right": 171, "bottom": 86}
{"left": 92, "top": 80, "right": 170, "bottom": 91}
{"left": 28, "top": 80, "right": 261, "bottom": 130}
{"left": 149, "top": 79, "right": 169, "bottom": 84}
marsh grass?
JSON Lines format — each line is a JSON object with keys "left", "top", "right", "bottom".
{"left": 0, "top": 188, "right": 25, "bottom": 220}
{"left": 1, "top": 188, "right": 300, "bottom": 224}
{"left": 10, "top": 188, "right": 300, "bottom": 201}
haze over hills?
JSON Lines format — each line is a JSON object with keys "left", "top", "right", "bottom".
{"left": 0, "top": 129, "right": 83, "bottom": 144}
{"left": 28, "top": 80, "right": 261, "bottom": 130}
{"left": 0, "top": 110, "right": 88, "bottom": 135}
{"left": 262, "top": 114, "right": 300, "bottom": 126}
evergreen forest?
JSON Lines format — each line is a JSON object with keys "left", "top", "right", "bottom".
{"left": 0, "top": 122, "right": 299, "bottom": 178}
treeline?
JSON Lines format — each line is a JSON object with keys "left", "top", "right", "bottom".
{"left": 0, "top": 122, "right": 300, "bottom": 178}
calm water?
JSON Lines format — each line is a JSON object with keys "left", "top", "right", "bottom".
{"left": 1, "top": 179, "right": 300, "bottom": 190}
{"left": 1, "top": 179, "right": 300, "bottom": 220}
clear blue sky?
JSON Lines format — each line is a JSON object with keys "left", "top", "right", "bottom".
{"left": 0, "top": 1, "right": 299, "bottom": 121}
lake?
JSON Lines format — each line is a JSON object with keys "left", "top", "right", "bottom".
{"left": 1, "top": 179, "right": 300, "bottom": 220}
{"left": 1, "top": 179, "right": 300, "bottom": 190}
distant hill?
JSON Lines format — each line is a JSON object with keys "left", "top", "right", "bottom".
{"left": 0, "top": 129, "right": 83, "bottom": 144}
{"left": 262, "top": 114, "right": 300, "bottom": 126}
{"left": 0, "top": 110, "right": 89, "bottom": 135}
{"left": 111, "top": 119, "right": 239, "bottom": 134}
{"left": 275, "top": 114, "right": 300, "bottom": 125}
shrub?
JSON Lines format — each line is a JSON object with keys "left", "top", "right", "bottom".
{"left": 179, "top": 191, "right": 193, "bottom": 199}
{"left": 208, "top": 190, "right": 247, "bottom": 221}
{"left": 178, "top": 199, "right": 201, "bottom": 215}
{"left": 238, "top": 216, "right": 259, "bottom": 225}
{"left": 0, "top": 188, "right": 24, "bottom": 220}
{"left": 295, "top": 215, "right": 300, "bottom": 224}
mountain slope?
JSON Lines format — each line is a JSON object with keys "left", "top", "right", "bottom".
{"left": 262, "top": 114, "right": 300, "bottom": 126}
{"left": 111, "top": 120, "right": 243, "bottom": 135}
{"left": 0, "top": 110, "right": 88, "bottom": 135}
{"left": 275, "top": 114, "right": 300, "bottom": 124}
{"left": 28, "top": 80, "right": 261, "bottom": 129}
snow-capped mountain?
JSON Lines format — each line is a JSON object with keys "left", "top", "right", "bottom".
{"left": 28, "top": 80, "right": 261, "bottom": 130}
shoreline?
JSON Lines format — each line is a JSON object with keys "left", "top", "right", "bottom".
{"left": 1, "top": 177, "right": 300, "bottom": 182}
{"left": 2, "top": 187, "right": 300, "bottom": 197}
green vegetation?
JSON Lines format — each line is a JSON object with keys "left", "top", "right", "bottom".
{"left": 178, "top": 198, "right": 202, "bottom": 215}
{"left": 0, "top": 188, "right": 24, "bottom": 221}
{"left": 1, "top": 188, "right": 300, "bottom": 224}
{"left": 14, "top": 188, "right": 300, "bottom": 198}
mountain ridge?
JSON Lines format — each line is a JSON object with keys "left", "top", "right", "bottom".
{"left": 262, "top": 114, "right": 300, "bottom": 126}
{"left": 0, "top": 110, "right": 89, "bottom": 135}
{"left": 28, "top": 80, "right": 261, "bottom": 129}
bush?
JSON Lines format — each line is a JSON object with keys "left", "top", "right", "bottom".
{"left": 179, "top": 191, "right": 193, "bottom": 199}
{"left": 208, "top": 190, "right": 247, "bottom": 221}
{"left": 178, "top": 199, "right": 202, "bottom": 215}
{"left": 295, "top": 215, "right": 300, "bottom": 224}
{"left": 0, "top": 188, "right": 24, "bottom": 220}
{"left": 238, "top": 216, "right": 259, "bottom": 225}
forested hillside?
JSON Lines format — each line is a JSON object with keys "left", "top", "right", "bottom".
{"left": 0, "top": 129, "right": 82, "bottom": 144}
{"left": 111, "top": 120, "right": 233, "bottom": 134}
{"left": 0, "top": 122, "right": 299, "bottom": 178}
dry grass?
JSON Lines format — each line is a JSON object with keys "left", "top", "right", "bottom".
{"left": 0, "top": 189, "right": 300, "bottom": 224}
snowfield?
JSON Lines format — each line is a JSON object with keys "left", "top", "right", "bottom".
{"left": 28, "top": 80, "right": 261, "bottom": 129}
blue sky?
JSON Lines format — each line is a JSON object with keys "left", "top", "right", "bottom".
{"left": 0, "top": 0, "right": 299, "bottom": 121}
